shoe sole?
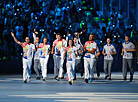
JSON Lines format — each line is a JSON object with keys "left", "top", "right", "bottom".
{"left": 56, "top": 79, "right": 59, "bottom": 81}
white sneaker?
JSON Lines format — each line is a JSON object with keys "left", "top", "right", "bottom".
{"left": 43, "top": 77, "right": 46, "bottom": 81}
{"left": 27, "top": 78, "right": 31, "bottom": 82}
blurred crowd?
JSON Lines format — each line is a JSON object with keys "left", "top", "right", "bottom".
{"left": 0, "top": 0, "right": 138, "bottom": 60}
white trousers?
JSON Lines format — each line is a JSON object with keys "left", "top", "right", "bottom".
{"left": 40, "top": 55, "right": 49, "bottom": 78}
{"left": 66, "top": 61, "right": 76, "bottom": 81}
{"left": 84, "top": 58, "right": 95, "bottom": 79}
{"left": 22, "top": 58, "right": 32, "bottom": 81}
{"left": 56, "top": 55, "right": 64, "bottom": 78}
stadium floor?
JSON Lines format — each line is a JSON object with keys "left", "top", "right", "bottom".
{"left": 0, "top": 72, "right": 138, "bottom": 102}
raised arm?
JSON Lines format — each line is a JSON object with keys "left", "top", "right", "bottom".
{"left": 11, "top": 32, "right": 21, "bottom": 45}
{"left": 33, "top": 29, "right": 39, "bottom": 43}
{"left": 33, "top": 32, "right": 36, "bottom": 43}
{"left": 66, "top": 31, "right": 69, "bottom": 42}
{"left": 77, "top": 33, "right": 83, "bottom": 47}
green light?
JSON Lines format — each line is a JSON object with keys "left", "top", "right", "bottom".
{"left": 95, "top": 17, "right": 99, "bottom": 21}
{"left": 131, "top": 31, "right": 133, "bottom": 37}
{"left": 2, "top": 8, "right": 4, "bottom": 11}
{"left": 84, "top": 7, "right": 87, "bottom": 10}
{"left": 108, "top": 18, "right": 111, "bottom": 21}
{"left": 80, "top": 23, "right": 82, "bottom": 29}
{"left": 80, "top": 21, "right": 84, "bottom": 28}
{"left": 101, "top": 18, "right": 105, "bottom": 21}
{"left": 82, "top": 1, "right": 86, "bottom": 4}
{"left": 90, "top": 7, "right": 93, "bottom": 10}
{"left": 58, "top": 1, "right": 61, "bottom": 4}
{"left": 87, "top": 12, "right": 90, "bottom": 16}
{"left": 109, "top": 4, "right": 111, "bottom": 7}
{"left": 3, "top": 57, "right": 8, "bottom": 60}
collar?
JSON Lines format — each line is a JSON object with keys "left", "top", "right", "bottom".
{"left": 107, "top": 44, "right": 111, "bottom": 46}
{"left": 75, "top": 43, "right": 77, "bottom": 46}
{"left": 125, "top": 41, "right": 129, "bottom": 44}
{"left": 36, "top": 43, "right": 40, "bottom": 45}
{"left": 43, "top": 43, "right": 48, "bottom": 45}
{"left": 25, "top": 43, "right": 30, "bottom": 45}
{"left": 68, "top": 46, "right": 73, "bottom": 49}
{"left": 57, "top": 38, "right": 63, "bottom": 42}
{"left": 88, "top": 41, "right": 94, "bottom": 43}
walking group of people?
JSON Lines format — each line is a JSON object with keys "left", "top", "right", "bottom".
{"left": 11, "top": 31, "right": 136, "bottom": 85}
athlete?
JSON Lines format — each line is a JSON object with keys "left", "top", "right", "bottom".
{"left": 37, "top": 37, "right": 51, "bottom": 81}
{"left": 83, "top": 33, "right": 97, "bottom": 83}
{"left": 52, "top": 34, "right": 59, "bottom": 79}
{"left": 11, "top": 32, "right": 34, "bottom": 83}
{"left": 51, "top": 33, "right": 67, "bottom": 81}
{"left": 73, "top": 36, "right": 83, "bottom": 79}
{"left": 64, "top": 39, "right": 77, "bottom": 85}
{"left": 102, "top": 38, "right": 117, "bottom": 80}
{"left": 33, "top": 37, "right": 41, "bottom": 80}
{"left": 121, "top": 36, "right": 136, "bottom": 81}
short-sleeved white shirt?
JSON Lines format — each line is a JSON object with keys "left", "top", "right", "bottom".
{"left": 53, "top": 39, "right": 67, "bottom": 56}
{"left": 103, "top": 44, "right": 116, "bottom": 60}
{"left": 65, "top": 46, "right": 77, "bottom": 61}
{"left": 122, "top": 42, "right": 135, "bottom": 59}
{"left": 21, "top": 42, "right": 34, "bottom": 59}
{"left": 84, "top": 41, "right": 97, "bottom": 59}
{"left": 39, "top": 43, "right": 51, "bottom": 58}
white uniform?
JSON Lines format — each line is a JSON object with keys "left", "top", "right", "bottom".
{"left": 66, "top": 37, "right": 82, "bottom": 59}
{"left": 66, "top": 36, "right": 83, "bottom": 75}
{"left": 84, "top": 41, "right": 97, "bottom": 79}
{"left": 53, "top": 39, "right": 67, "bottom": 78}
{"left": 66, "top": 46, "right": 77, "bottom": 81}
{"left": 39, "top": 43, "right": 50, "bottom": 79}
{"left": 21, "top": 42, "right": 34, "bottom": 81}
